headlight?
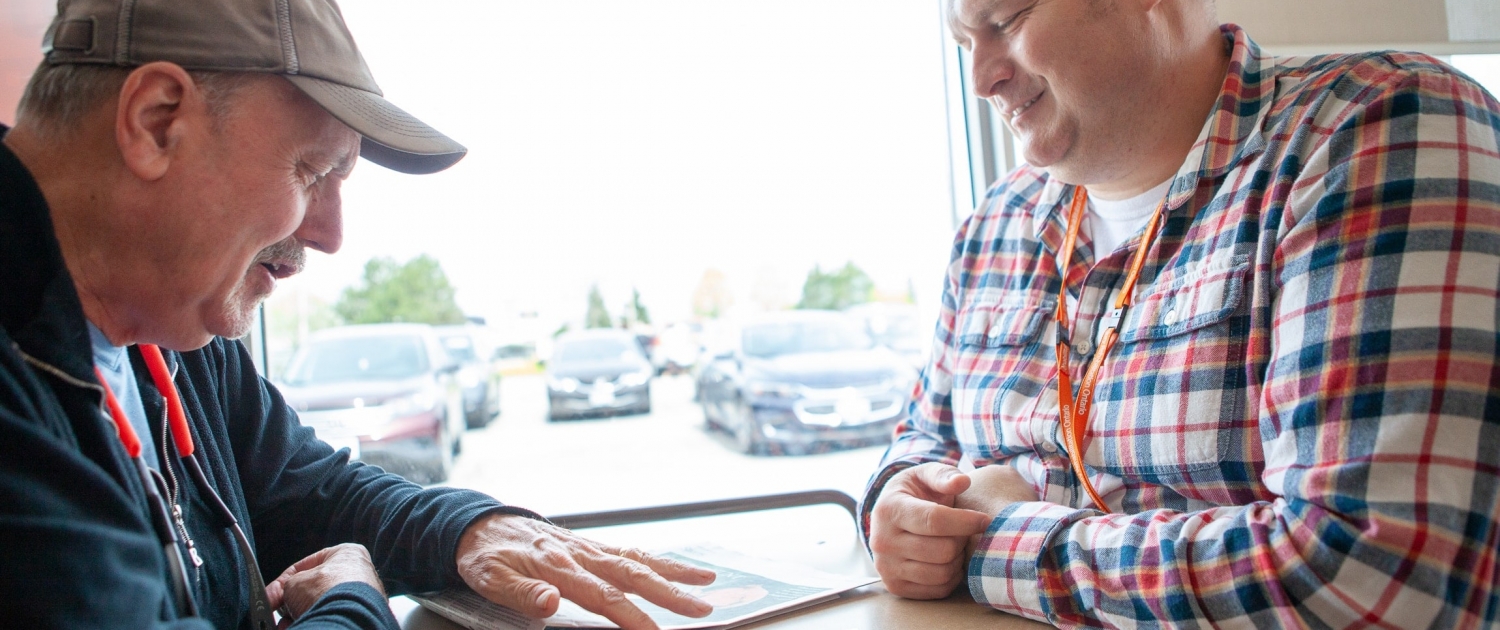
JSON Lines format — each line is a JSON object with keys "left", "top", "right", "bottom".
{"left": 618, "top": 370, "right": 651, "bottom": 387}
{"left": 386, "top": 391, "right": 438, "bottom": 416}
{"left": 745, "top": 380, "right": 800, "bottom": 399}
{"left": 550, "top": 376, "right": 580, "bottom": 393}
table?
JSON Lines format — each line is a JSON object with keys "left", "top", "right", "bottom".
{"left": 393, "top": 496, "right": 1048, "bottom": 629}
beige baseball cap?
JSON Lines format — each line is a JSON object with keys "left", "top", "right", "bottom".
{"left": 41, "top": 0, "right": 466, "bottom": 175}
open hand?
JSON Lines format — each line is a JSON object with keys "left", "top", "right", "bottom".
{"left": 455, "top": 513, "right": 717, "bottom": 630}
{"left": 869, "top": 463, "right": 993, "bottom": 600}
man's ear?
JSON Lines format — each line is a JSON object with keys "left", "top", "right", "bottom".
{"left": 114, "top": 62, "right": 208, "bottom": 182}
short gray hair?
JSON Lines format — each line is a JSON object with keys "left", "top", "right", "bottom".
{"left": 15, "top": 62, "right": 256, "bottom": 138}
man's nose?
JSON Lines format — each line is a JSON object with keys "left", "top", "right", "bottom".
{"left": 294, "top": 182, "right": 344, "bottom": 254}
{"left": 969, "top": 38, "right": 1014, "bottom": 99}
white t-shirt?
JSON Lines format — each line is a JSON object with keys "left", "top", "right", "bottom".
{"left": 1084, "top": 178, "right": 1173, "bottom": 258}
{"left": 1062, "top": 178, "right": 1173, "bottom": 349}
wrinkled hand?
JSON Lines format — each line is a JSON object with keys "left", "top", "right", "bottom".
{"left": 869, "top": 463, "right": 993, "bottom": 600}
{"left": 265, "top": 543, "right": 385, "bottom": 628}
{"left": 456, "top": 513, "right": 716, "bottom": 630}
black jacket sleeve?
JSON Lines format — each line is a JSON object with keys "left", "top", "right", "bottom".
{"left": 289, "top": 583, "right": 400, "bottom": 630}
{"left": 178, "top": 340, "right": 511, "bottom": 596}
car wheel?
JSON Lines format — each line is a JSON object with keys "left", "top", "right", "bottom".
{"left": 733, "top": 403, "right": 762, "bottom": 455}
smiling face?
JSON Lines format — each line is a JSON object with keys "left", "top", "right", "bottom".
{"left": 948, "top": 0, "right": 1160, "bottom": 187}
{"left": 157, "top": 76, "right": 359, "bottom": 346}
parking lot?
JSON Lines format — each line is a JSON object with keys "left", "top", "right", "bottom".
{"left": 442, "top": 373, "right": 889, "bottom": 518}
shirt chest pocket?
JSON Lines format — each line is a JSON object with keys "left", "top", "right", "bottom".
{"left": 1084, "top": 255, "right": 1252, "bottom": 481}
{"left": 951, "top": 299, "right": 1055, "bottom": 449}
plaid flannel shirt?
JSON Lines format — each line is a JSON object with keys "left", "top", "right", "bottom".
{"left": 862, "top": 25, "right": 1500, "bottom": 628}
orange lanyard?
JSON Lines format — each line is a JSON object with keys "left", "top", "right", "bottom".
{"left": 96, "top": 344, "right": 197, "bottom": 458}
{"left": 1053, "top": 187, "right": 1168, "bottom": 512}
{"left": 92, "top": 344, "right": 276, "bottom": 629}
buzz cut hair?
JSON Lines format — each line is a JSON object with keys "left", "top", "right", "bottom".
{"left": 15, "top": 62, "right": 256, "bottom": 138}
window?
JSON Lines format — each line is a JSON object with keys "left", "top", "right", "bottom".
{"left": 1451, "top": 54, "right": 1500, "bottom": 98}
{"left": 263, "top": 0, "right": 959, "bottom": 515}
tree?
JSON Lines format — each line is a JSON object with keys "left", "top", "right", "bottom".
{"left": 335, "top": 255, "right": 466, "bottom": 325}
{"left": 585, "top": 284, "right": 613, "bottom": 329}
{"left": 796, "top": 262, "right": 874, "bottom": 310}
{"left": 627, "top": 287, "right": 651, "bottom": 325}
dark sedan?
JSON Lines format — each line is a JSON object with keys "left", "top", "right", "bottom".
{"left": 697, "top": 310, "right": 917, "bottom": 455}
{"left": 436, "top": 325, "right": 502, "bottom": 429}
{"left": 546, "top": 329, "right": 654, "bottom": 421}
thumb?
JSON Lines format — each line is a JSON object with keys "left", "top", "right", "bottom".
{"left": 265, "top": 580, "right": 284, "bottom": 613}
{"left": 909, "top": 463, "right": 971, "bottom": 498}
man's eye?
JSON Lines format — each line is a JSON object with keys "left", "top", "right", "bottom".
{"left": 995, "top": 7, "right": 1031, "bottom": 35}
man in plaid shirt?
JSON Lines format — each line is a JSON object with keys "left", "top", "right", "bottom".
{"left": 861, "top": 0, "right": 1500, "bottom": 627}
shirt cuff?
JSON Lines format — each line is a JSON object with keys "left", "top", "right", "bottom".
{"left": 857, "top": 461, "right": 918, "bottom": 550}
{"left": 967, "top": 500, "right": 1092, "bottom": 623}
{"left": 295, "top": 581, "right": 400, "bottom": 629}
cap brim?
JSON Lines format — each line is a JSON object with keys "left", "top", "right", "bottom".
{"left": 284, "top": 75, "right": 467, "bottom": 175}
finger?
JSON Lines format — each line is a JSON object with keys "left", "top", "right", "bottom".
{"left": 551, "top": 569, "right": 661, "bottom": 630}
{"left": 469, "top": 563, "right": 563, "bottom": 619}
{"left": 289, "top": 545, "right": 340, "bottom": 572}
{"left": 875, "top": 530, "right": 969, "bottom": 565}
{"left": 904, "top": 463, "right": 972, "bottom": 498}
{"left": 892, "top": 557, "right": 964, "bottom": 587}
{"left": 579, "top": 553, "right": 712, "bottom": 619}
{"left": 884, "top": 575, "right": 965, "bottom": 601}
{"left": 608, "top": 547, "right": 716, "bottom": 586}
{"left": 265, "top": 579, "right": 284, "bottom": 612}
{"left": 892, "top": 500, "right": 993, "bottom": 537}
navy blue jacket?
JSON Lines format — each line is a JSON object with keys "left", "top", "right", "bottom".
{"left": 0, "top": 128, "right": 519, "bottom": 628}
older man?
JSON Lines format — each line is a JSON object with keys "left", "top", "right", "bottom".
{"left": 0, "top": 1, "right": 712, "bottom": 628}
{"left": 864, "top": 0, "right": 1500, "bottom": 627}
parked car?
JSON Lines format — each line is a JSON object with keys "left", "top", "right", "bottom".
{"left": 697, "top": 310, "right": 916, "bottom": 455}
{"left": 844, "top": 302, "right": 929, "bottom": 371}
{"left": 436, "top": 325, "right": 502, "bottom": 428}
{"left": 545, "top": 329, "right": 654, "bottom": 421}
{"left": 278, "top": 324, "right": 466, "bottom": 483}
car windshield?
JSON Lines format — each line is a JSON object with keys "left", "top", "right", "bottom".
{"left": 441, "top": 335, "right": 478, "bottom": 362}
{"left": 554, "top": 338, "right": 637, "bottom": 364}
{"left": 286, "top": 336, "right": 429, "bottom": 385}
{"left": 741, "top": 320, "right": 873, "bottom": 358}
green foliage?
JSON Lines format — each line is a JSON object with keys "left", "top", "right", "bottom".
{"left": 628, "top": 287, "right": 651, "bottom": 325}
{"left": 335, "top": 255, "right": 467, "bottom": 325}
{"left": 585, "top": 284, "right": 613, "bottom": 329}
{"left": 797, "top": 262, "right": 874, "bottom": 310}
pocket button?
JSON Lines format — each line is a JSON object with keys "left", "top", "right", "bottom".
{"left": 1163, "top": 307, "right": 1179, "bottom": 326}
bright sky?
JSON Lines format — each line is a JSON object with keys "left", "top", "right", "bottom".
{"left": 276, "top": 1, "right": 1500, "bottom": 343}
{"left": 276, "top": 1, "right": 956, "bottom": 337}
